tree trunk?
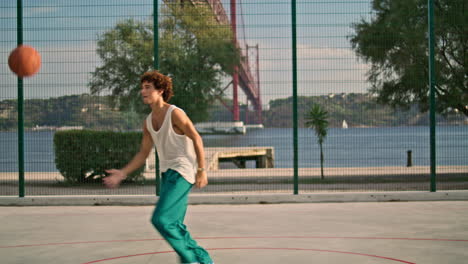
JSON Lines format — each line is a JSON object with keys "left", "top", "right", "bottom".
{"left": 319, "top": 143, "right": 324, "bottom": 179}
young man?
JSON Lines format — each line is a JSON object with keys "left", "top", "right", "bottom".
{"left": 103, "top": 70, "right": 213, "bottom": 264}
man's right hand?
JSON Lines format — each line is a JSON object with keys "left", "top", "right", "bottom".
{"left": 103, "top": 169, "right": 126, "bottom": 189}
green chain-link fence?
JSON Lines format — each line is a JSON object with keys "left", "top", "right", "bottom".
{"left": 1, "top": 0, "right": 467, "bottom": 196}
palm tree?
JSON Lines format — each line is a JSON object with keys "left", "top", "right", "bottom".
{"left": 305, "top": 104, "right": 329, "bottom": 179}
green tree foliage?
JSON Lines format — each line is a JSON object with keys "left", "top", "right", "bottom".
{"left": 350, "top": 0, "right": 467, "bottom": 116}
{"left": 89, "top": 4, "right": 239, "bottom": 122}
{"left": 305, "top": 104, "right": 329, "bottom": 179}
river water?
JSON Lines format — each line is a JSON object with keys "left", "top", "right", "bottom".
{"left": 0, "top": 126, "right": 467, "bottom": 172}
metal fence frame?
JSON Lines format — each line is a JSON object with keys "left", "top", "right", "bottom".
{"left": 3, "top": 0, "right": 456, "bottom": 197}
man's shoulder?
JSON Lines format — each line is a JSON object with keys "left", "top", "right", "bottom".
{"left": 170, "top": 104, "right": 184, "bottom": 111}
{"left": 145, "top": 111, "right": 152, "bottom": 121}
{"left": 170, "top": 106, "right": 190, "bottom": 124}
{"left": 171, "top": 105, "right": 186, "bottom": 115}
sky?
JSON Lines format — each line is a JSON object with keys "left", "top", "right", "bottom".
{"left": 1, "top": 0, "right": 373, "bottom": 107}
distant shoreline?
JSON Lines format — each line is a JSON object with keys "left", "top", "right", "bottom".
{"left": 0, "top": 123, "right": 467, "bottom": 133}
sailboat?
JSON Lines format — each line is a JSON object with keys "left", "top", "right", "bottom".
{"left": 342, "top": 120, "right": 348, "bottom": 129}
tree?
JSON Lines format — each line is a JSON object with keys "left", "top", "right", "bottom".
{"left": 305, "top": 104, "right": 329, "bottom": 179}
{"left": 89, "top": 4, "right": 239, "bottom": 122}
{"left": 350, "top": 0, "right": 467, "bottom": 117}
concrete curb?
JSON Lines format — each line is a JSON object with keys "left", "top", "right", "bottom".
{"left": 1, "top": 190, "right": 468, "bottom": 206}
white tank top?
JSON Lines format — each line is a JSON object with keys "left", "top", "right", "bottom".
{"left": 146, "top": 105, "right": 197, "bottom": 184}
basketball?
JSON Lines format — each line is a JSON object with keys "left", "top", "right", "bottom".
{"left": 8, "top": 45, "right": 41, "bottom": 78}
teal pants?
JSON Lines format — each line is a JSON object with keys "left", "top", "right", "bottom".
{"left": 151, "top": 169, "right": 213, "bottom": 264}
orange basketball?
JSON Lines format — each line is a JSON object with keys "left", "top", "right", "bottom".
{"left": 8, "top": 45, "right": 41, "bottom": 77}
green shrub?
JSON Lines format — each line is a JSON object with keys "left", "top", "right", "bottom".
{"left": 53, "top": 130, "right": 145, "bottom": 183}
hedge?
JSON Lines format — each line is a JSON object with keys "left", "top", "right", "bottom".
{"left": 53, "top": 130, "right": 145, "bottom": 183}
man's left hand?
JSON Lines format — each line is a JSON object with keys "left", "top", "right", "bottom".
{"left": 195, "top": 171, "right": 208, "bottom": 188}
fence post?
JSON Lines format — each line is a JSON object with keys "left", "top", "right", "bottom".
{"left": 406, "top": 150, "right": 413, "bottom": 167}
{"left": 16, "top": 0, "right": 25, "bottom": 198}
{"left": 291, "top": 0, "right": 299, "bottom": 195}
{"left": 153, "top": 0, "right": 161, "bottom": 196}
{"left": 428, "top": 0, "right": 436, "bottom": 192}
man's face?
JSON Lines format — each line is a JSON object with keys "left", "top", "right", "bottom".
{"left": 141, "top": 81, "right": 163, "bottom": 104}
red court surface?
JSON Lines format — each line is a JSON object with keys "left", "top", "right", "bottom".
{"left": 1, "top": 201, "right": 467, "bottom": 263}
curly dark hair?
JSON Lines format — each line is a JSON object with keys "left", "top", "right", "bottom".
{"left": 140, "top": 70, "right": 174, "bottom": 102}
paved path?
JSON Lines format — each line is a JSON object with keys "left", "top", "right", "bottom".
{"left": 1, "top": 166, "right": 467, "bottom": 196}
{"left": 1, "top": 201, "right": 467, "bottom": 263}
{"left": 2, "top": 166, "right": 467, "bottom": 181}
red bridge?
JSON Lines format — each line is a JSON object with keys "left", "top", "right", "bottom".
{"left": 164, "top": 0, "right": 262, "bottom": 124}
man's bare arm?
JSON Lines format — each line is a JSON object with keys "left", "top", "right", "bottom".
{"left": 103, "top": 122, "right": 153, "bottom": 188}
{"left": 172, "top": 108, "right": 208, "bottom": 188}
